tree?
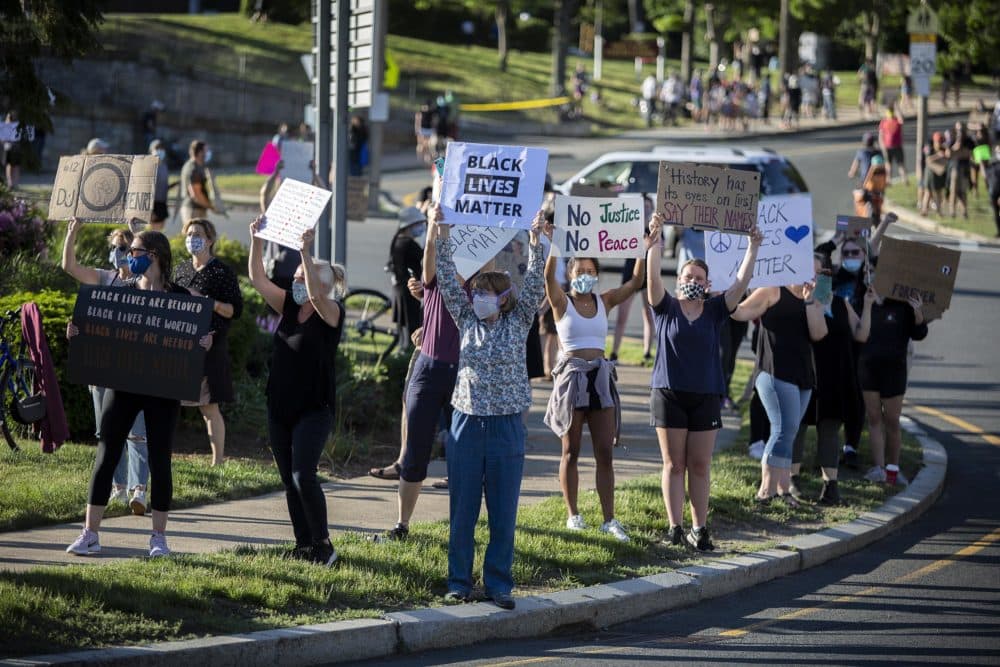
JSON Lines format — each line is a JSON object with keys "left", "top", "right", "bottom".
{"left": 551, "top": 0, "right": 578, "bottom": 96}
{"left": 496, "top": 0, "right": 511, "bottom": 71}
{"left": 0, "top": 0, "right": 104, "bottom": 139}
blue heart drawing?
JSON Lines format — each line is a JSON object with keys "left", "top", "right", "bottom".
{"left": 784, "top": 225, "right": 810, "bottom": 244}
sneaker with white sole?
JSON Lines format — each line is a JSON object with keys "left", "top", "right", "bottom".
{"left": 565, "top": 514, "right": 587, "bottom": 530}
{"left": 149, "top": 532, "right": 171, "bottom": 558}
{"left": 66, "top": 528, "right": 101, "bottom": 555}
{"left": 109, "top": 484, "right": 128, "bottom": 504}
{"left": 748, "top": 441, "right": 765, "bottom": 461}
{"left": 864, "top": 466, "right": 887, "bottom": 483}
{"left": 129, "top": 488, "right": 147, "bottom": 516}
{"left": 600, "top": 518, "right": 630, "bottom": 542}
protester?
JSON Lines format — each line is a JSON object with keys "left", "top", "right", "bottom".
{"left": 878, "top": 108, "right": 907, "bottom": 185}
{"left": 646, "top": 213, "right": 764, "bottom": 550}
{"left": 60, "top": 218, "right": 150, "bottom": 515}
{"left": 847, "top": 132, "right": 881, "bottom": 187}
{"left": 2, "top": 112, "right": 22, "bottom": 188}
{"left": 641, "top": 73, "right": 658, "bottom": 127}
{"left": 790, "top": 252, "right": 874, "bottom": 505}
{"left": 173, "top": 218, "right": 243, "bottom": 466}
{"left": 541, "top": 229, "right": 645, "bottom": 542}
{"left": 984, "top": 145, "right": 1000, "bottom": 237}
{"left": 414, "top": 100, "right": 435, "bottom": 164}
{"left": 947, "top": 122, "right": 975, "bottom": 219}
{"left": 348, "top": 115, "right": 368, "bottom": 177}
{"left": 920, "top": 132, "right": 949, "bottom": 216}
{"left": 854, "top": 156, "right": 888, "bottom": 224}
{"left": 85, "top": 137, "right": 109, "bottom": 155}
{"left": 858, "top": 59, "right": 878, "bottom": 117}
{"left": 149, "top": 140, "right": 170, "bottom": 232}
{"left": 180, "top": 140, "right": 214, "bottom": 222}
{"left": 389, "top": 207, "right": 426, "bottom": 352}
{"left": 731, "top": 274, "right": 828, "bottom": 506}
{"left": 248, "top": 217, "right": 346, "bottom": 566}
{"left": 66, "top": 230, "right": 213, "bottom": 557}
{"left": 433, "top": 206, "right": 545, "bottom": 610}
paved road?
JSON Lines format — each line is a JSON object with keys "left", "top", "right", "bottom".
{"left": 336, "top": 120, "right": 1000, "bottom": 665}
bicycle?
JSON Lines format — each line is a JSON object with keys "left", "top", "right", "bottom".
{"left": 342, "top": 288, "right": 399, "bottom": 364}
{"left": 0, "top": 307, "right": 45, "bottom": 452}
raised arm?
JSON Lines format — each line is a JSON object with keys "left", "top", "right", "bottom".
{"left": 514, "top": 211, "right": 547, "bottom": 325}
{"left": 730, "top": 286, "right": 778, "bottom": 322}
{"left": 645, "top": 212, "right": 667, "bottom": 306}
{"left": 431, "top": 206, "right": 473, "bottom": 323}
{"left": 422, "top": 209, "right": 438, "bottom": 285}
{"left": 299, "top": 228, "right": 342, "bottom": 327}
{"left": 542, "top": 219, "right": 568, "bottom": 316}
{"left": 724, "top": 225, "right": 763, "bottom": 311}
{"left": 868, "top": 211, "right": 895, "bottom": 257}
{"left": 247, "top": 215, "right": 286, "bottom": 313}
{"left": 851, "top": 287, "right": 875, "bottom": 342}
{"left": 604, "top": 255, "right": 645, "bottom": 311}
{"left": 60, "top": 217, "right": 102, "bottom": 285}
{"left": 802, "top": 282, "right": 829, "bottom": 341}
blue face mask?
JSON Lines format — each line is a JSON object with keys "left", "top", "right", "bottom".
{"left": 156, "top": 149, "right": 167, "bottom": 161}
{"left": 292, "top": 281, "right": 310, "bottom": 305}
{"left": 843, "top": 258, "right": 864, "bottom": 273}
{"left": 128, "top": 254, "right": 152, "bottom": 275}
{"left": 571, "top": 274, "right": 598, "bottom": 294}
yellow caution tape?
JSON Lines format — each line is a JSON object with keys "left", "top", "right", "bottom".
{"left": 460, "top": 96, "right": 573, "bottom": 112}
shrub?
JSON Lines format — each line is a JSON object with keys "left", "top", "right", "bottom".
{"left": 0, "top": 183, "right": 53, "bottom": 258}
{"left": 48, "top": 221, "right": 120, "bottom": 267}
{"left": 0, "top": 252, "right": 81, "bottom": 296}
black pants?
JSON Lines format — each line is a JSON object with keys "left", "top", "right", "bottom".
{"left": 720, "top": 318, "right": 748, "bottom": 398}
{"left": 267, "top": 406, "right": 333, "bottom": 547}
{"left": 88, "top": 390, "right": 180, "bottom": 512}
{"left": 990, "top": 188, "right": 1000, "bottom": 236}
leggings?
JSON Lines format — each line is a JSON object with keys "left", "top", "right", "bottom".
{"left": 88, "top": 390, "right": 180, "bottom": 512}
{"left": 792, "top": 418, "right": 843, "bottom": 469}
{"left": 755, "top": 372, "right": 811, "bottom": 470}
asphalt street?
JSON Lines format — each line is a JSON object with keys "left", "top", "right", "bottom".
{"left": 326, "top": 119, "right": 1000, "bottom": 665}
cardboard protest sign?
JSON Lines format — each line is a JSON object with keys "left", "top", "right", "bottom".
{"left": 551, "top": 194, "right": 645, "bottom": 259}
{"left": 257, "top": 179, "right": 333, "bottom": 249}
{"left": 255, "top": 142, "right": 282, "bottom": 175}
{"left": 281, "top": 141, "right": 314, "bottom": 184}
{"left": 444, "top": 224, "right": 519, "bottom": 280}
{"left": 68, "top": 285, "right": 212, "bottom": 402}
{"left": 440, "top": 141, "right": 548, "bottom": 229}
{"left": 48, "top": 155, "right": 158, "bottom": 223}
{"left": 657, "top": 162, "right": 760, "bottom": 235}
{"left": 836, "top": 214, "right": 872, "bottom": 239}
{"left": 705, "top": 194, "right": 815, "bottom": 291}
{"left": 873, "top": 236, "right": 960, "bottom": 321}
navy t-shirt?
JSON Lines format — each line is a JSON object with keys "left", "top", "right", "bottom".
{"left": 650, "top": 291, "right": 730, "bottom": 395}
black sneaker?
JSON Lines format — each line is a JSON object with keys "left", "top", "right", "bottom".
{"left": 374, "top": 523, "right": 409, "bottom": 543}
{"left": 686, "top": 527, "right": 715, "bottom": 552}
{"left": 310, "top": 540, "right": 338, "bottom": 567}
{"left": 818, "top": 480, "right": 841, "bottom": 506}
{"left": 490, "top": 592, "right": 516, "bottom": 610}
{"left": 788, "top": 474, "right": 803, "bottom": 500}
{"left": 667, "top": 525, "right": 685, "bottom": 546}
{"left": 283, "top": 544, "right": 312, "bottom": 561}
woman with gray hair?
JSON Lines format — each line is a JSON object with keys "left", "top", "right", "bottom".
{"left": 248, "top": 215, "right": 346, "bottom": 567}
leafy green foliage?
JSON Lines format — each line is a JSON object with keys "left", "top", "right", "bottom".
{"left": 0, "top": 184, "right": 54, "bottom": 257}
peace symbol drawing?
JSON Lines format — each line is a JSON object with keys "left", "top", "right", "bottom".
{"left": 709, "top": 232, "right": 731, "bottom": 253}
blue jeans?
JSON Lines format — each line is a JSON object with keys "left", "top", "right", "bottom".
{"left": 447, "top": 411, "right": 525, "bottom": 597}
{"left": 267, "top": 406, "right": 333, "bottom": 547}
{"left": 91, "top": 386, "right": 149, "bottom": 491}
{"left": 754, "top": 372, "right": 811, "bottom": 470}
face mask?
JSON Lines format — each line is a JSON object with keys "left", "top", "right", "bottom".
{"left": 678, "top": 281, "right": 706, "bottom": 301}
{"left": 410, "top": 224, "right": 426, "bottom": 239}
{"left": 109, "top": 246, "right": 128, "bottom": 268}
{"left": 156, "top": 149, "right": 167, "bottom": 161}
{"left": 204, "top": 149, "right": 213, "bottom": 163}
{"left": 128, "top": 254, "right": 152, "bottom": 276}
{"left": 571, "top": 274, "right": 598, "bottom": 294}
{"left": 813, "top": 274, "right": 833, "bottom": 305}
{"left": 472, "top": 295, "right": 501, "bottom": 320}
{"left": 843, "top": 258, "right": 864, "bottom": 273}
{"left": 292, "top": 281, "right": 310, "bottom": 305}
{"left": 186, "top": 236, "right": 206, "bottom": 255}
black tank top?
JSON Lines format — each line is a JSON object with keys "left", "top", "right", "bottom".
{"left": 756, "top": 287, "right": 815, "bottom": 389}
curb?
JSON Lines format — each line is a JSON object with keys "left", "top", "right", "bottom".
{"left": 2, "top": 415, "right": 946, "bottom": 667}
{"left": 886, "top": 198, "right": 996, "bottom": 244}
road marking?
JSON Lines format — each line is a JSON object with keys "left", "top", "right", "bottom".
{"left": 718, "top": 526, "right": 1000, "bottom": 638}
{"left": 907, "top": 403, "right": 1000, "bottom": 446}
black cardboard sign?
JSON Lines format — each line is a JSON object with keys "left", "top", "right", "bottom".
{"left": 68, "top": 285, "right": 212, "bottom": 401}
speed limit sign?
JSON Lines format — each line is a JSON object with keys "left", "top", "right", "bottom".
{"left": 909, "top": 36, "right": 936, "bottom": 97}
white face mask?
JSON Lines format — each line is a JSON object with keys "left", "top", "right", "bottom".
{"left": 292, "top": 281, "right": 309, "bottom": 305}
{"left": 472, "top": 295, "right": 500, "bottom": 320}
{"left": 185, "top": 236, "right": 206, "bottom": 255}
{"left": 571, "top": 274, "right": 598, "bottom": 294}
{"left": 204, "top": 149, "right": 213, "bottom": 163}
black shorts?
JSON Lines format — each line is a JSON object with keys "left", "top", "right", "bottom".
{"left": 650, "top": 388, "right": 721, "bottom": 431}
{"left": 151, "top": 201, "right": 169, "bottom": 222}
{"left": 858, "top": 355, "right": 907, "bottom": 398}
{"left": 885, "top": 146, "right": 904, "bottom": 166}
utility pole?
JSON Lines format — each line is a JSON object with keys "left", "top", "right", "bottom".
{"left": 367, "top": 0, "right": 387, "bottom": 214}
{"left": 332, "top": 0, "right": 349, "bottom": 266}
{"left": 778, "top": 0, "right": 790, "bottom": 75}
{"left": 314, "top": 0, "right": 332, "bottom": 260}
{"left": 593, "top": 0, "right": 603, "bottom": 81}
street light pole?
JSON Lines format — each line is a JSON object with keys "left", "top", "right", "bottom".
{"left": 332, "top": 0, "right": 349, "bottom": 266}
{"left": 314, "top": 0, "right": 332, "bottom": 261}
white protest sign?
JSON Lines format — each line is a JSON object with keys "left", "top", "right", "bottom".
{"left": 705, "top": 194, "right": 815, "bottom": 290}
{"left": 0, "top": 122, "right": 34, "bottom": 142}
{"left": 257, "top": 178, "right": 332, "bottom": 249}
{"left": 440, "top": 141, "right": 548, "bottom": 229}
{"left": 551, "top": 194, "right": 645, "bottom": 258}
{"left": 444, "top": 224, "right": 519, "bottom": 280}
{"left": 281, "top": 140, "right": 314, "bottom": 184}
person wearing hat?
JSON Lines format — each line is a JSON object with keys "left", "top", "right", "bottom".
{"left": 85, "top": 138, "right": 109, "bottom": 155}
{"left": 148, "top": 140, "right": 170, "bottom": 232}
{"left": 847, "top": 132, "right": 881, "bottom": 187}
{"left": 388, "top": 206, "right": 426, "bottom": 352}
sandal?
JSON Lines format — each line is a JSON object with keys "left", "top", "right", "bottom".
{"left": 369, "top": 463, "right": 401, "bottom": 481}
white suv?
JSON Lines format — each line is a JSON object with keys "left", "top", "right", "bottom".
{"left": 555, "top": 146, "right": 811, "bottom": 256}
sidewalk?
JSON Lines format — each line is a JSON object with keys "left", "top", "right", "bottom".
{"left": 0, "top": 363, "right": 739, "bottom": 573}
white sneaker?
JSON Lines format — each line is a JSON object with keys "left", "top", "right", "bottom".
{"left": 109, "top": 485, "right": 128, "bottom": 504}
{"left": 129, "top": 488, "right": 147, "bottom": 516}
{"left": 66, "top": 528, "right": 100, "bottom": 555}
{"left": 864, "top": 466, "right": 887, "bottom": 483}
{"left": 748, "top": 441, "right": 765, "bottom": 461}
{"left": 149, "top": 532, "right": 171, "bottom": 558}
{"left": 600, "top": 518, "right": 630, "bottom": 542}
{"left": 565, "top": 514, "right": 587, "bottom": 530}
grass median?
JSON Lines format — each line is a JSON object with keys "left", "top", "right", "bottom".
{"left": 0, "top": 353, "right": 923, "bottom": 658}
{"left": 886, "top": 181, "right": 997, "bottom": 238}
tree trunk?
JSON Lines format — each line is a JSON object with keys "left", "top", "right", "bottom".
{"left": 863, "top": 11, "right": 879, "bottom": 61}
{"left": 496, "top": 0, "right": 510, "bottom": 72}
{"left": 627, "top": 0, "right": 646, "bottom": 33}
{"left": 705, "top": 4, "right": 718, "bottom": 74}
{"left": 680, "top": 0, "right": 695, "bottom": 83}
{"left": 551, "top": 0, "right": 577, "bottom": 96}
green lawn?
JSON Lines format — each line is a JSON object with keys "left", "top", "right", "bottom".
{"left": 887, "top": 180, "right": 998, "bottom": 238}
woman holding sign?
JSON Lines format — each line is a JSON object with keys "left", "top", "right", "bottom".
{"left": 66, "top": 231, "right": 213, "bottom": 558}
{"left": 174, "top": 218, "right": 243, "bottom": 467}
{"left": 541, "top": 225, "right": 645, "bottom": 542}
{"left": 433, "top": 205, "right": 546, "bottom": 611}
{"left": 646, "top": 214, "right": 763, "bottom": 551}
{"left": 248, "top": 217, "right": 346, "bottom": 567}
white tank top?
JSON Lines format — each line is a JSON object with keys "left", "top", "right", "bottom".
{"left": 556, "top": 294, "right": 608, "bottom": 352}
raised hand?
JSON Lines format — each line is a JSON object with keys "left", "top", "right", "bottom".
{"left": 747, "top": 224, "right": 764, "bottom": 248}
{"left": 249, "top": 215, "right": 265, "bottom": 236}
{"left": 300, "top": 227, "right": 316, "bottom": 254}
{"left": 863, "top": 285, "right": 877, "bottom": 306}
{"left": 66, "top": 217, "right": 82, "bottom": 237}
{"left": 647, "top": 212, "right": 664, "bottom": 246}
